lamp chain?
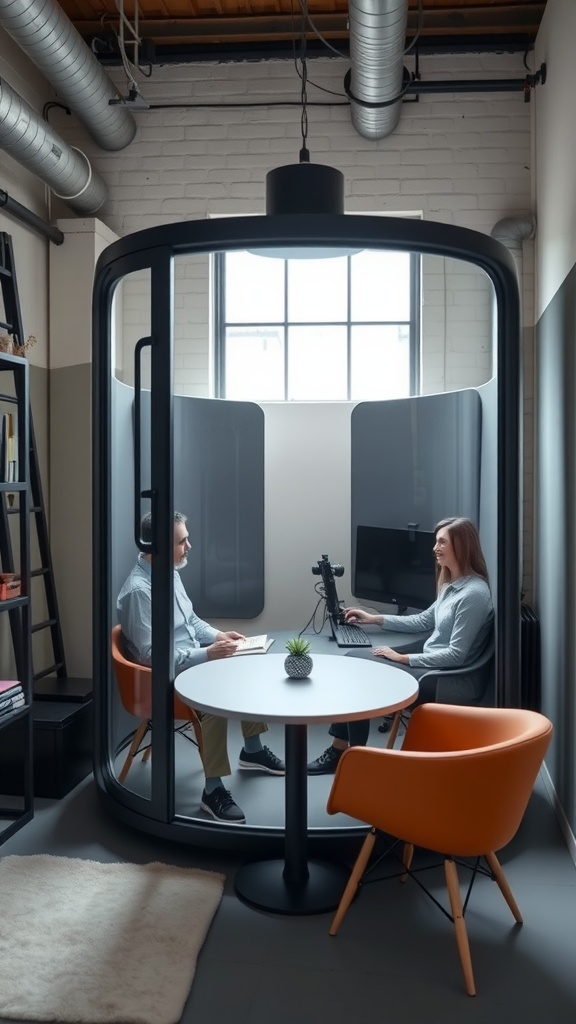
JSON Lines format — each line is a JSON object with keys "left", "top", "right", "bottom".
{"left": 299, "top": 13, "right": 310, "bottom": 163}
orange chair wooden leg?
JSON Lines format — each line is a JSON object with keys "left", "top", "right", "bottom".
{"left": 444, "top": 857, "right": 476, "bottom": 997}
{"left": 142, "top": 743, "right": 152, "bottom": 764}
{"left": 485, "top": 851, "right": 523, "bottom": 923}
{"left": 329, "top": 829, "right": 376, "bottom": 936}
{"left": 401, "top": 842, "right": 414, "bottom": 883}
{"left": 119, "top": 720, "right": 150, "bottom": 783}
{"left": 386, "top": 712, "right": 401, "bottom": 749}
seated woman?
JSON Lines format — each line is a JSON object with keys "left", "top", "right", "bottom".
{"left": 307, "top": 516, "right": 494, "bottom": 775}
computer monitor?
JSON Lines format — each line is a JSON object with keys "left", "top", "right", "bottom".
{"left": 353, "top": 526, "right": 437, "bottom": 611}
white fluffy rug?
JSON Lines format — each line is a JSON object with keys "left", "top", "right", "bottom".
{"left": 0, "top": 854, "right": 225, "bottom": 1024}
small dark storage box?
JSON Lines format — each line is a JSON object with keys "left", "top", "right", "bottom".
{"left": 31, "top": 700, "right": 94, "bottom": 798}
{"left": 1, "top": 698, "right": 93, "bottom": 799}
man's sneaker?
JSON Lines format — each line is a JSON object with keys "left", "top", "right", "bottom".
{"left": 238, "top": 745, "right": 285, "bottom": 775}
{"left": 200, "top": 786, "right": 246, "bottom": 823}
{"left": 307, "top": 745, "right": 345, "bottom": 776}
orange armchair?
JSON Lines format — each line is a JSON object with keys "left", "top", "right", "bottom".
{"left": 327, "top": 703, "right": 553, "bottom": 996}
{"left": 111, "top": 625, "right": 204, "bottom": 783}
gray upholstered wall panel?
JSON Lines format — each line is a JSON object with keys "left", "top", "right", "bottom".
{"left": 351, "top": 390, "right": 482, "bottom": 538}
{"left": 174, "top": 397, "right": 265, "bottom": 619}
{"left": 536, "top": 265, "right": 576, "bottom": 831}
{"left": 121, "top": 385, "right": 265, "bottom": 620}
{"left": 111, "top": 378, "right": 138, "bottom": 605}
{"left": 477, "top": 377, "right": 498, "bottom": 603}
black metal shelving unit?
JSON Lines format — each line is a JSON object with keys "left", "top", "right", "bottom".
{"left": 0, "top": 231, "right": 67, "bottom": 686}
{"left": 0, "top": 352, "right": 33, "bottom": 843}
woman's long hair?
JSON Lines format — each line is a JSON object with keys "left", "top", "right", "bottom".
{"left": 434, "top": 517, "right": 489, "bottom": 590}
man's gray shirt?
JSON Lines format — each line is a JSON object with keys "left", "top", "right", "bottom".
{"left": 117, "top": 553, "right": 218, "bottom": 672}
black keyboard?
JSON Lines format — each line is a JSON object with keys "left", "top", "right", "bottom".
{"left": 333, "top": 622, "right": 372, "bottom": 648}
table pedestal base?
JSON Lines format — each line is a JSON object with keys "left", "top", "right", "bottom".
{"left": 234, "top": 858, "right": 349, "bottom": 915}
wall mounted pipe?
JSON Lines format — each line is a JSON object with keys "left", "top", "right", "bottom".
{"left": 491, "top": 213, "right": 536, "bottom": 288}
{"left": 0, "top": 187, "right": 64, "bottom": 242}
{"left": 408, "top": 78, "right": 526, "bottom": 95}
{"left": 491, "top": 214, "right": 536, "bottom": 604}
{"left": 0, "top": 77, "right": 107, "bottom": 213}
{"left": 491, "top": 214, "right": 536, "bottom": 255}
{"left": 0, "top": 0, "right": 136, "bottom": 151}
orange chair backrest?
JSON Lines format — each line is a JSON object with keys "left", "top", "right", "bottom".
{"left": 111, "top": 625, "right": 154, "bottom": 718}
{"left": 111, "top": 625, "right": 193, "bottom": 721}
{"left": 328, "top": 703, "right": 553, "bottom": 857}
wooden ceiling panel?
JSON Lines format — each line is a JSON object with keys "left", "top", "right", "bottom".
{"left": 56, "top": 0, "right": 547, "bottom": 60}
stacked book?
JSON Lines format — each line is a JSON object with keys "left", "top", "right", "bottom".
{"left": 0, "top": 412, "right": 18, "bottom": 483}
{"left": 0, "top": 680, "right": 25, "bottom": 719}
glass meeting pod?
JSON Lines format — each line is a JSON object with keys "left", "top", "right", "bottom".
{"left": 92, "top": 214, "right": 521, "bottom": 850}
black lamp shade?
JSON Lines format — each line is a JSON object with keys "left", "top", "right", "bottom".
{"left": 266, "top": 163, "right": 345, "bottom": 216}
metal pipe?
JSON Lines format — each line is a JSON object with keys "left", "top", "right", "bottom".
{"left": 0, "top": 188, "right": 64, "bottom": 244}
{"left": 407, "top": 79, "right": 526, "bottom": 95}
{"left": 348, "top": 0, "right": 409, "bottom": 139}
{"left": 0, "top": 0, "right": 136, "bottom": 151}
{"left": 0, "top": 77, "right": 108, "bottom": 213}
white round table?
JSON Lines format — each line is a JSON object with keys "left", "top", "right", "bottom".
{"left": 176, "top": 652, "right": 418, "bottom": 914}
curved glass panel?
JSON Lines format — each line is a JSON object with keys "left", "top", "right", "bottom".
{"left": 94, "top": 214, "right": 521, "bottom": 848}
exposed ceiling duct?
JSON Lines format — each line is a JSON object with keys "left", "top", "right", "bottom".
{"left": 0, "top": 0, "right": 136, "bottom": 151}
{"left": 347, "top": 0, "right": 409, "bottom": 140}
{"left": 0, "top": 76, "right": 107, "bottom": 213}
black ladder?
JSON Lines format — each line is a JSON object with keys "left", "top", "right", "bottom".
{"left": 0, "top": 231, "right": 67, "bottom": 683}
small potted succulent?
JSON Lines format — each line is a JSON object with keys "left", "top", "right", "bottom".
{"left": 284, "top": 637, "right": 313, "bottom": 679}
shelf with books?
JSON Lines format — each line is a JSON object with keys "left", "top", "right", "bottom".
{"left": 0, "top": 702, "right": 28, "bottom": 726}
{"left": 0, "top": 353, "right": 32, "bottom": 844}
{"left": 0, "top": 679, "right": 25, "bottom": 717}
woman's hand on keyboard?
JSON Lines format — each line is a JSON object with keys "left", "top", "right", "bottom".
{"left": 344, "top": 607, "right": 380, "bottom": 626}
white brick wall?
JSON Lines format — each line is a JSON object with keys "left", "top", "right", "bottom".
{"left": 58, "top": 52, "right": 532, "bottom": 394}
{"left": 50, "top": 54, "right": 532, "bottom": 229}
{"left": 50, "top": 50, "right": 534, "bottom": 595}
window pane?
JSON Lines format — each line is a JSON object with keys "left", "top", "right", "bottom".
{"left": 225, "top": 326, "right": 284, "bottom": 400}
{"left": 287, "top": 256, "right": 348, "bottom": 323}
{"left": 225, "top": 251, "right": 284, "bottom": 323}
{"left": 350, "top": 326, "right": 410, "bottom": 400}
{"left": 351, "top": 250, "right": 411, "bottom": 322}
{"left": 288, "top": 326, "right": 347, "bottom": 400}
{"left": 216, "top": 248, "right": 417, "bottom": 402}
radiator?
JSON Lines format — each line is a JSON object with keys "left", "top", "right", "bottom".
{"left": 521, "top": 604, "right": 541, "bottom": 711}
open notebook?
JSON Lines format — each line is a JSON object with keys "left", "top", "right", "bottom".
{"left": 233, "top": 635, "right": 275, "bottom": 656}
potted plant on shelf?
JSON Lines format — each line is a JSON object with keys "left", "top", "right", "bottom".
{"left": 0, "top": 333, "right": 37, "bottom": 357}
{"left": 284, "top": 637, "right": 313, "bottom": 679}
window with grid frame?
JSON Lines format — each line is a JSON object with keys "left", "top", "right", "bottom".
{"left": 214, "top": 248, "right": 420, "bottom": 401}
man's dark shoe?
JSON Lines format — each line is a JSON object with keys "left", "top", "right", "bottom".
{"left": 200, "top": 786, "right": 246, "bottom": 823}
{"left": 307, "top": 745, "right": 344, "bottom": 776}
{"left": 238, "top": 745, "right": 285, "bottom": 775}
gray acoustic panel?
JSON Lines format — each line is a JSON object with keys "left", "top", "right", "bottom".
{"left": 130, "top": 390, "right": 265, "bottom": 619}
{"left": 111, "top": 377, "right": 139, "bottom": 604}
{"left": 174, "top": 396, "right": 265, "bottom": 619}
{"left": 477, "top": 377, "right": 498, "bottom": 596}
{"left": 535, "top": 264, "right": 576, "bottom": 838}
{"left": 110, "top": 377, "right": 143, "bottom": 755}
{"left": 351, "top": 389, "right": 482, "bottom": 538}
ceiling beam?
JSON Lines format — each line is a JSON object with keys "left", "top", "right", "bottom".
{"left": 74, "top": 3, "right": 545, "bottom": 46}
